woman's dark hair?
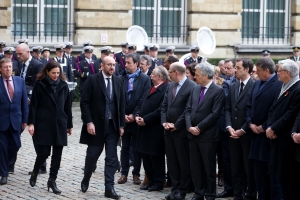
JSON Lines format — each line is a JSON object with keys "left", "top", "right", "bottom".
{"left": 186, "top": 62, "right": 197, "bottom": 77}
{"left": 36, "top": 60, "right": 66, "bottom": 81}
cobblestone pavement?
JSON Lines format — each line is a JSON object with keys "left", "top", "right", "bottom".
{"left": 0, "top": 106, "right": 232, "bottom": 200}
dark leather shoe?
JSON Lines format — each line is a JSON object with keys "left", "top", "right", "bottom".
{"left": 173, "top": 192, "right": 186, "bottom": 200}
{"left": 105, "top": 188, "right": 120, "bottom": 199}
{"left": 165, "top": 190, "right": 177, "bottom": 200}
{"left": 39, "top": 169, "right": 47, "bottom": 174}
{"left": 0, "top": 177, "right": 7, "bottom": 185}
{"left": 117, "top": 175, "right": 127, "bottom": 184}
{"left": 140, "top": 184, "right": 150, "bottom": 190}
{"left": 191, "top": 197, "right": 204, "bottom": 200}
{"left": 133, "top": 175, "right": 141, "bottom": 185}
{"left": 148, "top": 185, "right": 163, "bottom": 191}
{"left": 217, "top": 190, "right": 234, "bottom": 198}
{"left": 81, "top": 181, "right": 89, "bottom": 193}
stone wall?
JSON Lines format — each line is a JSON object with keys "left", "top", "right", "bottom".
{"left": 0, "top": 0, "right": 11, "bottom": 43}
{"left": 187, "top": 0, "right": 242, "bottom": 58}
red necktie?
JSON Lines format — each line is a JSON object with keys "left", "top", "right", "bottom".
{"left": 6, "top": 79, "right": 14, "bottom": 100}
{"left": 150, "top": 86, "right": 156, "bottom": 94}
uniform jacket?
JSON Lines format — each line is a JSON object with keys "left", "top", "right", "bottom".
{"left": 75, "top": 59, "right": 100, "bottom": 91}
{"left": 28, "top": 79, "right": 73, "bottom": 146}
{"left": 80, "top": 73, "right": 125, "bottom": 145}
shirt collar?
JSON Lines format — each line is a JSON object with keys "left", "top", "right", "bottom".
{"left": 241, "top": 76, "right": 251, "bottom": 86}
{"left": 202, "top": 80, "right": 213, "bottom": 89}
{"left": 25, "top": 56, "right": 32, "bottom": 66}
{"left": 178, "top": 76, "right": 187, "bottom": 86}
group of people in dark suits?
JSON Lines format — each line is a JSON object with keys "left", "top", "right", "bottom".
{"left": 1, "top": 38, "right": 300, "bottom": 200}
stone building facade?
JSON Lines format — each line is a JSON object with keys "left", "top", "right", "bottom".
{"left": 0, "top": 0, "right": 298, "bottom": 59}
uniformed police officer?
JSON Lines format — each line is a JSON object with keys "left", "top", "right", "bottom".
{"left": 75, "top": 46, "right": 99, "bottom": 94}
{"left": 184, "top": 46, "right": 203, "bottom": 66}
{"left": 3, "top": 47, "right": 19, "bottom": 76}
{"left": 64, "top": 42, "right": 76, "bottom": 81}
{"left": 148, "top": 44, "right": 163, "bottom": 71}
{"left": 290, "top": 47, "right": 300, "bottom": 61}
{"left": 76, "top": 41, "right": 97, "bottom": 63}
{"left": 42, "top": 48, "right": 51, "bottom": 62}
{"left": 114, "top": 42, "right": 128, "bottom": 73}
{"left": 52, "top": 44, "right": 73, "bottom": 82}
{"left": 128, "top": 44, "right": 137, "bottom": 54}
{"left": 0, "top": 41, "right": 6, "bottom": 60}
{"left": 261, "top": 50, "right": 271, "bottom": 57}
{"left": 144, "top": 44, "right": 150, "bottom": 55}
{"left": 165, "top": 46, "right": 175, "bottom": 56}
{"left": 32, "top": 46, "right": 48, "bottom": 66}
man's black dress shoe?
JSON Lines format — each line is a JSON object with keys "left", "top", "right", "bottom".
{"left": 148, "top": 185, "right": 163, "bottom": 191}
{"left": 217, "top": 190, "right": 234, "bottom": 198}
{"left": 81, "top": 181, "right": 89, "bottom": 193}
{"left": 172, "top": 192, "right": 186, "bottom": 200}
{"left": 191, "top": 197, "right": 204, "bottom": 200}
{"left": 140, "top": 184, "right": 151, "bottom": 190}
{"left": 104, "top": 188, "right": 120, "bottom": 199}
{"left": 0, "top": 177, "right": 7, "bottom": 185}
{"left": 165, "top": 190, "right": 176, "bottom": 200}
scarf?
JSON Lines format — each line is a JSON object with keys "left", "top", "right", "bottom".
{"left": 278, "top": 75, "right": 299, "bottom": 99}
{"left": 44, "top": 75, "right": 60, "bottom": 95}
{"left": 126, "top": 69, "right": 141, "bottom": 99}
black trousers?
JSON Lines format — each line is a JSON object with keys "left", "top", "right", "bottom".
{"left": 33, "top": 145, "right": 63, "bottom": 180}
{"left": 0, "top": 125, "right": 21, "bottom": 177}
{"left": 120, "top": 131, "right": 141, "bottom": 176}
{"left": 221, "top": 131, "right": 233, "bottom": 192}
{"left": 189, "top": 139, "right": 217, "bottom": 200}
{"left": 229, "top": 135, "right": 256, "bottom": 199}
{"left": 84, "top": 121, "right": 119, "bottom": 189}
{"left": 141, "top": 153, "right": 165, "bottom": 187}
{"left": 164, "top": 133, "right": 191, "bottom": 194}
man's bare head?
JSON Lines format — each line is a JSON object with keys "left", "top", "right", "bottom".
{"left": 16, "top": 43, "right": 30, "bottom": 62}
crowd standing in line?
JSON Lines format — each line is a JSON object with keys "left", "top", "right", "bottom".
{"left": 0, "top": 39, "right": 300, "bottom": 200}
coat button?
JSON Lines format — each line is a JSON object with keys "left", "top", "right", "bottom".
{"left": 102, "top": 117, "right": 104, "bottom": 119}
{"left": 235, "top": 108, "right": 237, "bottom": 110}
{"left": 234, "top": 117, "right": 237, "bottom": 119}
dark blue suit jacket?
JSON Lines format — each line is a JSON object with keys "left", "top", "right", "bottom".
{"left": 247, "top": 74, "right": 282, "bottom": 161}
{"left": 0, "top": 76, "right": 28, "bottom": 132}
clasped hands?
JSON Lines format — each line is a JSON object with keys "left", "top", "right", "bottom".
{"left": 188, "top": 126, "right": 200, "bottom": 136}
{"left": 227, "top": 127, "right": 244, "bottom": 139}
{"left": 292, "top": 133, "right": 300, "bottom": 144}
{"left": 135, "top": 116, "right": 146, "bottom": 126}
{"left": 162, "top": 123, "right": 177, "bottom": 132}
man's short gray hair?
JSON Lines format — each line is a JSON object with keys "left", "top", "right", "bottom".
{"left": 278, "top": 59, "right": 299, "bottom": 78}
{"left": 140, "top": 55, "right": 152, "bottom": 66}
{"left": 195, "top": 62, "right": 214, "bottom": 79}
{"left": 154, "top": 66, "right": 169, "bottom": 81}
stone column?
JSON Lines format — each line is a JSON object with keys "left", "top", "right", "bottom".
{"left": 0, "top": 1, "right": 12, "bottom": 43}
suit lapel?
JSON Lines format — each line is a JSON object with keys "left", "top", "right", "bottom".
{"left": 236, "top": 79, "right": 254, "bottom": 103}
{"left": 171, "top": 79, "right": 189, "bottom": 106}
{"left": 255, "top": 77, "right": 274, "bottom": 98}
{"left": 96, "top": 72, "right": 106, "bottom": 97}
{"left": 0, "top": 76, "right": 10, "bottom": 102}
{"left": 197, "top": 82, "right": 215, "bottom": 109}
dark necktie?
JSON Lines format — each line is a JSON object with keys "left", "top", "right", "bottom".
{"left": 239, "top": 82, "right": 244, "bottom": 96}
{"left": 58, "top": 59, "right": 62, "bottom": 63}
{"left": 21, "top": 63, "right": 26, "bottom": 79}
{"left": 106, "top": 78, "right": 111, "bottom": 99}
{"left": 172, "top": 83, "right": 179, "bottom": 101}
{"left": 6, "top": 79, "right": 14, "bottom": 100}
{"left": 198, "top": 87, "right": 206, "bottom": 105}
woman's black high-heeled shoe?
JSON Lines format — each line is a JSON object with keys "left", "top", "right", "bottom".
{"left": 29, "top": 171, "right": 38, "bottom": 187}
{"left": 47, "top": 178, "right": 61, "bottom": 194}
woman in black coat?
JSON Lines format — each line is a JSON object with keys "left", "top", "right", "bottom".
{"left": 135, "top": 66, "right": 169, "bottom": 191}
{"left": 27, "top": 61, "right": 73, "bottom": 194}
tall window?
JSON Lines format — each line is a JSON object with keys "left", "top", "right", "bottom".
{"left": 132, "top": 0, "right": 187, "bottom": 44}
{"left": 12, "top": 0, "right": 73, "bottom": 43}
{"left": 241, "top": 0, "right": 290, "bottom": 45}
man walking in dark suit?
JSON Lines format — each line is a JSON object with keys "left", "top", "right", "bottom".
{"left": 11, "top": 43, "right": 44, "bottom": 174}
{"left": 185, "top": 62, "right": 225, "bottom": 200}
{"left": 0, "top": 58, "right": 28, "bottom": 185}
{"left": 80, "top": 56, "right": 125, "bottom": 199}
{"left": 225, "top": 58, "right": 256, "bottom": 200}
{"left": 118, "top": 53, "right": 151, "bottom": 185}
{"left": 266, "top": 59, "right": 300, "bottom": 199}
{"left": 161, "top": 62, "right": 196, "bottom": 200}
{"left": 247, "top": 57, "right": 282, "bottom": 200}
